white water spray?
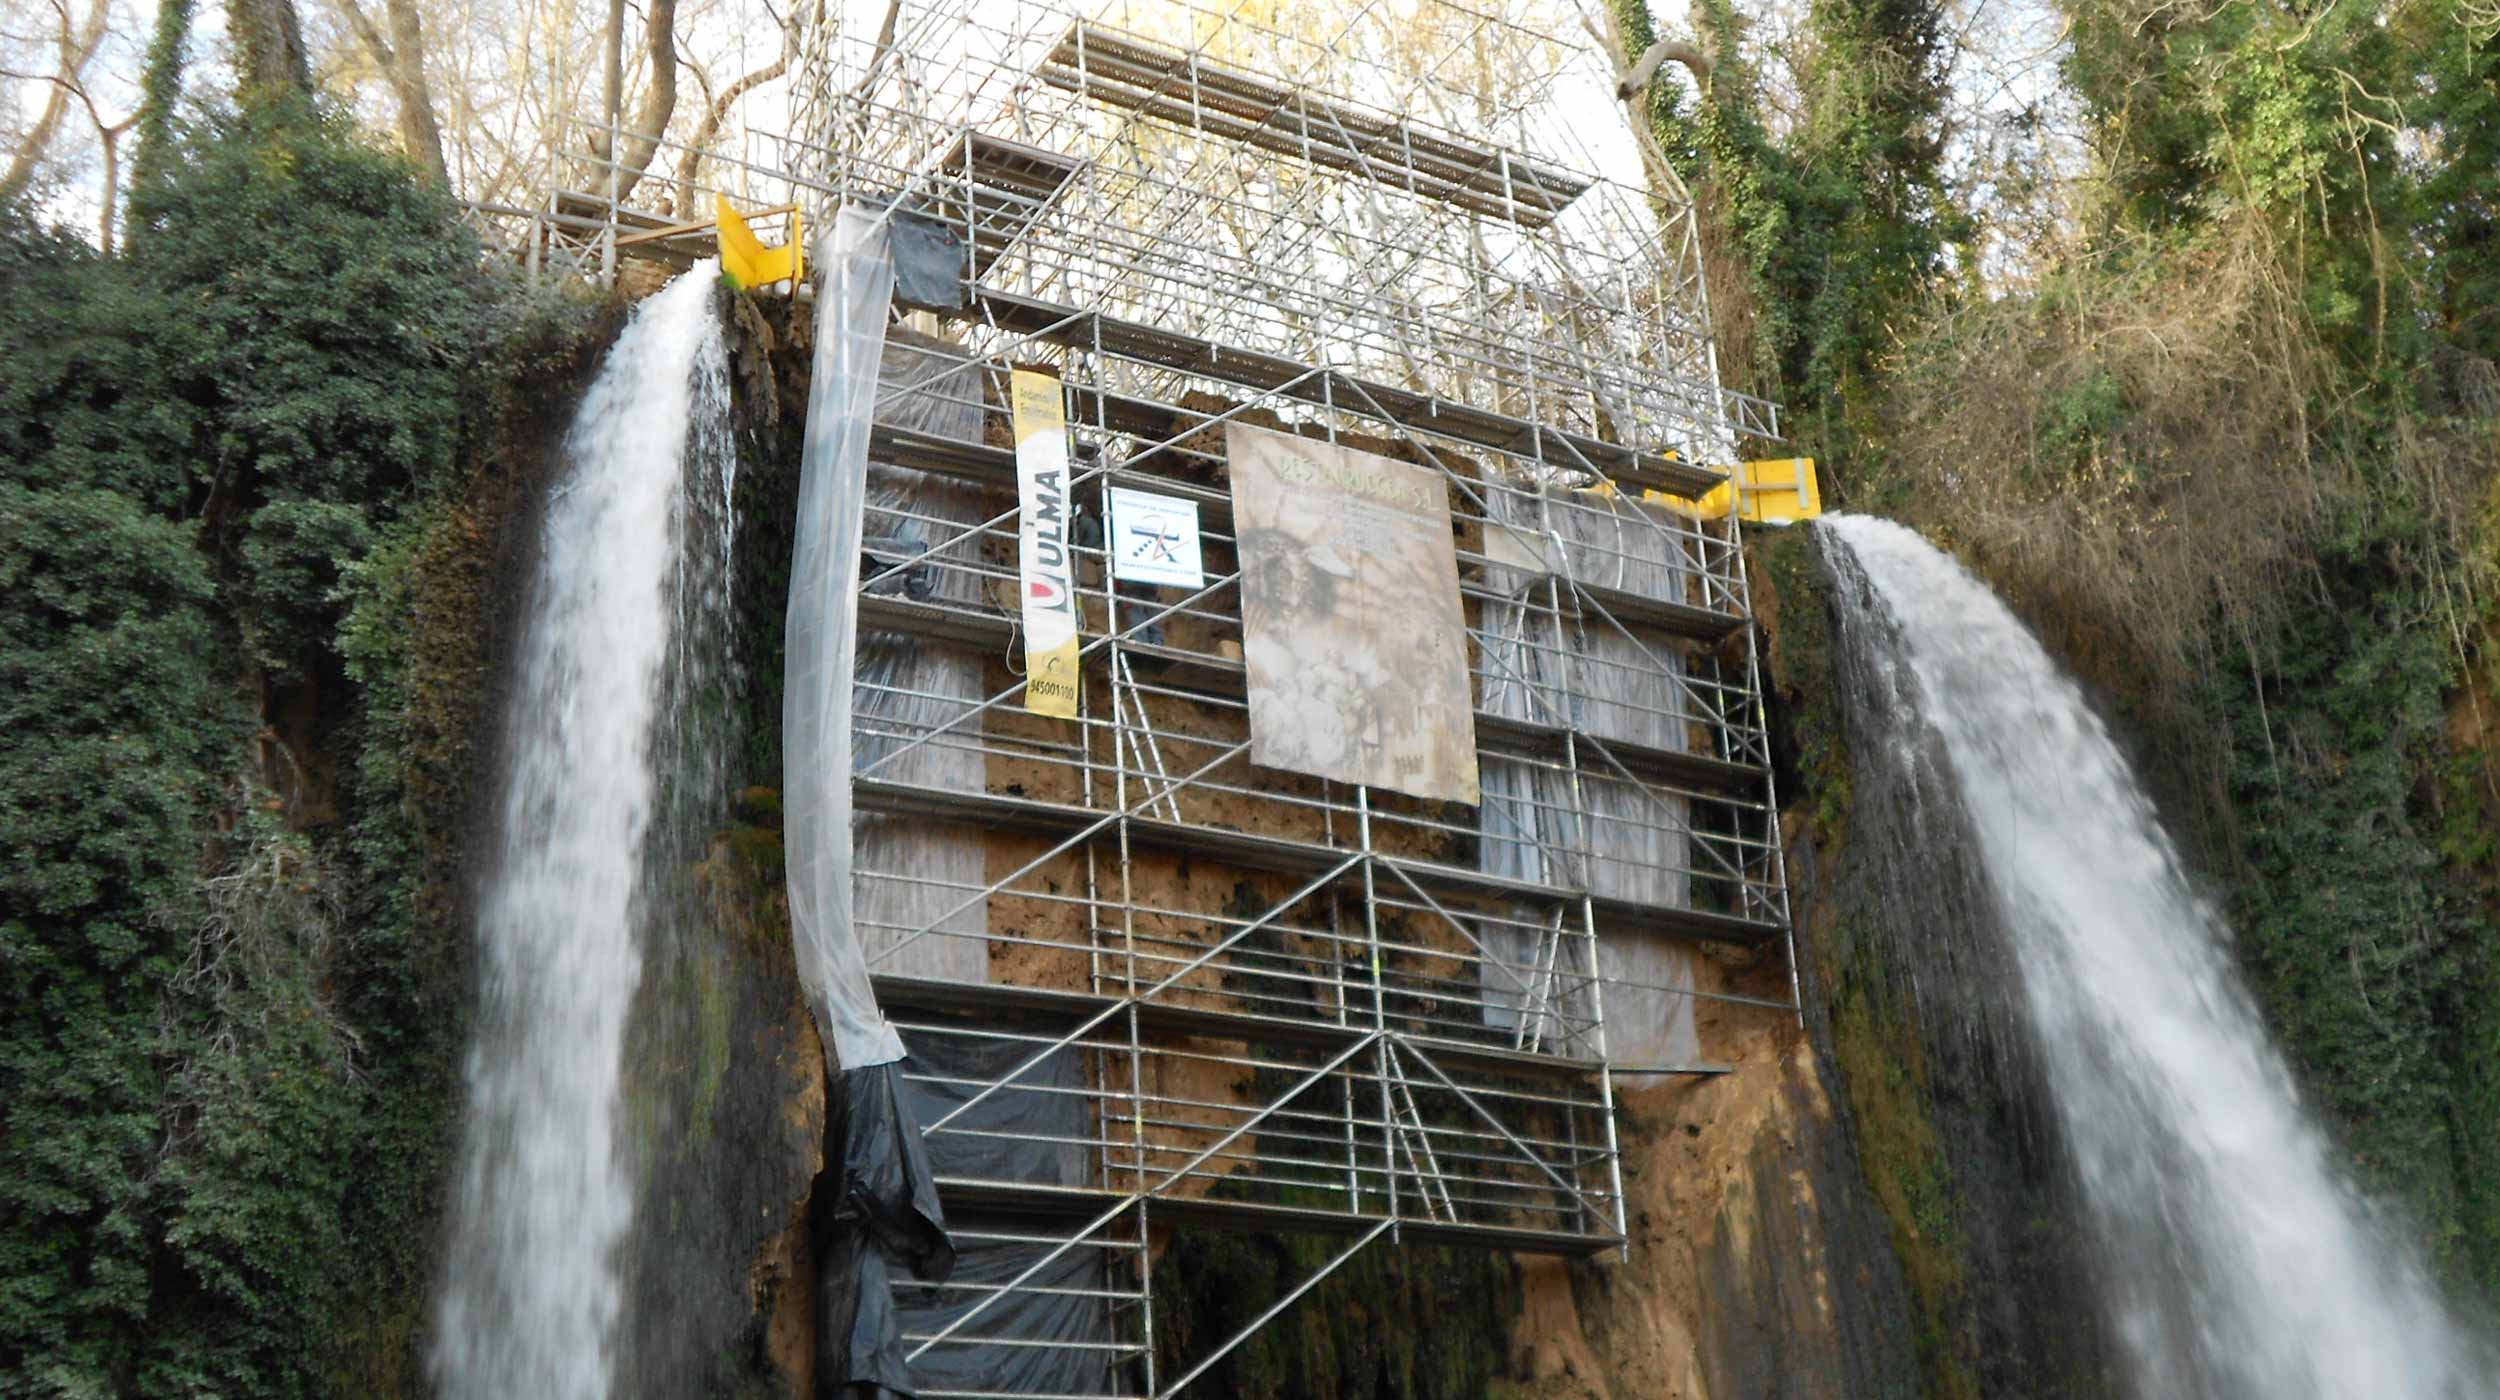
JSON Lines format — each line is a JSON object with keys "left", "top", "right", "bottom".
{"left": 432, "top": 265, "right": 734, "bottom": 1400}
{"left": 1821, "top": 514, "right": 2492, "bottom": 1399}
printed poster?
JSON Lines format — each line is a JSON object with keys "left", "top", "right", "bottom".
{"left": 1010, "top": 370, "right": 1081, "bottom": 717}
{"left": 1109, "top": 486, "right": 1206, "bottom": 589}
{"left": 1227, "top": 423, "right": 1479, "bottom": 805}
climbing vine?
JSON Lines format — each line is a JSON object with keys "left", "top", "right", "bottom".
{"left": 0, "top": 97, "right": 595, "bottom": 1395}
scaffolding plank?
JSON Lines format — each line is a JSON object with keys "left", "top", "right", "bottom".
{"left": 866, "top": 420, "right": 1752, "bottom": 648}
{"left": 1038, "top": 23, "right": 1587, "bottom": 228}
{"left": 930, "top": 1177, "right": 1621, "bottom": 1258}
{"left": 845, "top": 498, "right": 1742, "bottom": 646}
{"left": 952, "top": 287, "right": 1727, "bottom": 499}
{"left": 873, "top": 973, "right": 1606, "bottom": 1081}
{"left": 1118, "top": 640, "right": 1764, "bottom": 794}
{"left": 850, "top": 777, "right": 1786, "bottom": 948}
{"left": 852, "top": 590, "right": 1761, "bottom": 783}
{"left": 851, "top": 592, "right": 1760, "bottom": 789}
{"left": 872, "top": 386, "right": 1736, "bottom": 547}
{"left": 1567, "top": 578, "right": 1749, "bottom": 644}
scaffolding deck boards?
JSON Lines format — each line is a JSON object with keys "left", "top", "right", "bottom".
{"left": 862, "top": 425, "right": 1750, "bottom": 642}
{"left": 875, "top": 973, "right": 1607, "bottom": 1081}
{"left": 1039, "top": 22, "right": 1590, "bottom": 228}
{"left": 930, "top": 287, "right": 1729, "bottom": 500}
{"left": 934, "top": 1175, "right": 1624, "bottom": 1258}
{"left": 1116, "top": 639, "right": 1765, "bottom": 794}
{"left": 852, "top": 592, "right": 1762, "bottom": 794}
{"left": 853, "top": 776, "right": 1788, "bottom": 948}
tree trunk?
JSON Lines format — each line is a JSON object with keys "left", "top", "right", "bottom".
{"left": 605, "top": 0, "right": 677, "bottom": 208}
{"left": 97, "top": 120, "right": 127, "bottom": 254}
{"left": 227, "top": 0, "right": 311, "bottom": 97}
{"left": 333, "top": 0, "right": 449, "bottom": 184}
{"left": 132, "top": 0, "right": 196, "bottom": 197}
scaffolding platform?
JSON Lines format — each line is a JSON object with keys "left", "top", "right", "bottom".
{"left": 493, "top": 2, "right": 1801, "bottom": 1392}
{"left": 934, "top": 1177, "right": 1625, "bottom": 1258}
{"left": 855, "top": 779, "right": 1786, "bottom": 948}
{"left": 929, "top": 286, "right": 1732, "bottom": 498}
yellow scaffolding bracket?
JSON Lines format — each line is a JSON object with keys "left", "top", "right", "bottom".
{"left": 716, "top": 195, "right": 804, "bottom": 291}
{"left": 1646, "top": 457, "right": 1821, "bottom": 526}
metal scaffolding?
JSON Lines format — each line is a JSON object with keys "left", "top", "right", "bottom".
{"left": 494, "top": 4, "right": 1797, "bottom": 1394}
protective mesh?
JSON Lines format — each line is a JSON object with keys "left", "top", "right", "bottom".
{"left": 785, "top": 205, "right": 906, "bottom": 1070}
{"left": 1475, "top": 484, "right": 1699, "bottom": 1070}
{"left": 855, "top": 330, "right": 993, "bottom": 986}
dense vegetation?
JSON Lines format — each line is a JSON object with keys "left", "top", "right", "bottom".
{"left": 0, "top": 94, "right": 592, "bottom": 1394}
{"left": 1619, "top": 0, "right": 2500, "bottom": 1335}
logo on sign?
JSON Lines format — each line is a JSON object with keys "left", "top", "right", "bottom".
{"left": 1128, "top": 516, "right": 1184, "bottom": 563}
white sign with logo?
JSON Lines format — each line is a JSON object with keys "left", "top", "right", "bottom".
{"left": 1108, "top": 486, "right": 1206, "bottom": 589}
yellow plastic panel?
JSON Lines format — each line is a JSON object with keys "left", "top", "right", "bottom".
{"left": 1736, "top": 457, "right": 1821, "bottom": 524}
{"left": 716, "top": 195, "right": 804, "bottom": 290}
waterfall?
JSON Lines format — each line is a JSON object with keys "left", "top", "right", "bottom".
{"left": 432, "top": 264, "right": 737, "bottom": 1400}
{"left": 1819, "top": 514, "right": 2492, "bottom": 1399}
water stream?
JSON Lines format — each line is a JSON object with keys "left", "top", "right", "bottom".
{"left": 1820, "top": 513, "right": 2490, "bottom": 1398}
{"left": 432, "top": 265, "right": 736, "bottom": 1400}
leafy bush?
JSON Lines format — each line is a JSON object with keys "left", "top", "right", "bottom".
{"left": 0, "top": 94, "right": 545, "bottom": 1396}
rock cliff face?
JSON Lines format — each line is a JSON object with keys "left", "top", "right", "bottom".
{"left": 1505, "top": 1030, "right": 1921, "bottom": 1400}
{"left": 612, "top": 799, "right": 827, "bottom": 1399}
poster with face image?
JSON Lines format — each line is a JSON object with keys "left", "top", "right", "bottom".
{"left": 1227, "top": 423, "right": 1480, "bottom": 805}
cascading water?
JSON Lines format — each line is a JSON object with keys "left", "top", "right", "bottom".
{"left": 432, "top": 264, "right": 737, "bottom": 1400}
{"left": 1819, "top": 513, "right": 2492, "bottom": 1398}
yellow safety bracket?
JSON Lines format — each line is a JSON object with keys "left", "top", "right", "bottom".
{"left": 716, "top": 195, "right": 804, "bottom": 291}
{"left": 1734, "top": 457, "right": 1822, "bottom": 524}
{"left": 1645, "top": 457, "right": 1820, "bottom": 526}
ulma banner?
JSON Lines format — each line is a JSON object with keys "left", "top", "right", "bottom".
{"left": 1011, "top": 370, "right": 1082, "bottom": 718}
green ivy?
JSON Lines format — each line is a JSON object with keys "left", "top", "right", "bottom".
{"left": 0, "top": 94, "right": 554, "bottom": 1396}
{"left": 2219, "top": 550, "right": 2500, "bottom": 1293}
{"left": 1614, "top": 0, "right": 1960, "bottom": 491}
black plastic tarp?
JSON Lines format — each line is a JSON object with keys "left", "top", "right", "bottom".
{"left": 818, "top": 1062, "right": 956, "bottom": 1397}
{"left": 820, "top": 1028, "right": 1129, "bottom": 1396}
{"left": 894, "top": 1027, "right": 1127, "bottom": 1396}
{"left": 887, "top": 1211, "right": 1125, "bottom": 1398}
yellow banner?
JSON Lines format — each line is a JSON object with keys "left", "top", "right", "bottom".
{"left": 1010, "top": 370, "right": 1082, "bottom": 718}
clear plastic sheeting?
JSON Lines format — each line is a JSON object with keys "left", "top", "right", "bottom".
{"left": 855, "top": 331, "right": 992, "bottom": 986}
{"left": 1476, "top": 483, "right": 1701, "bottom": 1074}
{"left": 786, "top": 205, "right": 908, "bottom": 1070}
{"left": 840, "top": 195, "right": 971, "bottom": 311}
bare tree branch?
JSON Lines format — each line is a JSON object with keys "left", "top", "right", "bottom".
{"left": 1, "top": 0, "right": 112, "bottom": 202}
{"left": 1616, "top": 35, "right": 1712, "bottom": 101}
{"left": 667, "top": 7, "right": 795, "bottom": 213}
